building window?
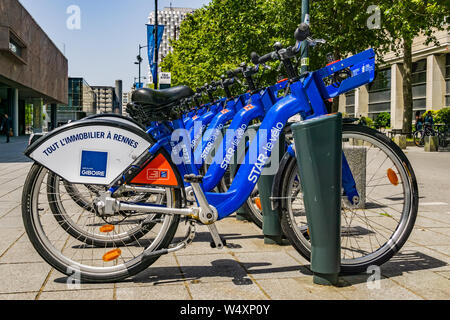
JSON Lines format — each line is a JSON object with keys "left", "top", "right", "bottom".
{"left": 345, "top": 90, "right": 355, "bottom": 117}
{"left": 412, "top": 59, "right": 427, "bottom": 111}
{"left": 9, "top": 36, "right": 23, "bottom": 57}
{"left": 368, "top": 68, "right": 391, "bottom": 119}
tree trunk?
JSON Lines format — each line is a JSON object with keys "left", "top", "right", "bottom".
{"left": 402, "top": 39, "right": 413, "bottom": 136}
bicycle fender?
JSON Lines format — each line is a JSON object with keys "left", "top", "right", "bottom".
{"left": 25, "top": 119, "right": 154, "bottom": 185}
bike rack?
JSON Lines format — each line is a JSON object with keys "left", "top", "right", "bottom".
{"left": 291, "top": 113, "right": 343, "bottom": 286}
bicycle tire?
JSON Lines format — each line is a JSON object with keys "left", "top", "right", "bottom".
{"left": 22, "top": 163, "right": 181, "bottom": 283}
{"left": 279, "top": 124, "right": 419, "bottom": 274}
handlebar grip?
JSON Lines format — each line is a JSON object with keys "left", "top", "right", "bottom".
{"left": 294, "top": 23, "right": 311, "bottom": 42}
{"left": 251, "top": 51, "right": 276, "bottom": 65}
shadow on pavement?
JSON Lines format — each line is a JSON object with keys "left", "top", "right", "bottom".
{"left": 52, "top": 248, "right": 446, "bottom": 287}
{"left": 54, "top": 258, "right": 308, "bottom": 286}
{"left": 0, "top": 136, "right": 32, "bottom": 163}
{"left": 339, "top": 249, "right": 448, "bottom": 287}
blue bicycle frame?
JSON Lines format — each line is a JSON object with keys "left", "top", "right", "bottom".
{"left": 120, "top": 49, "right": 375, "bottom": 222}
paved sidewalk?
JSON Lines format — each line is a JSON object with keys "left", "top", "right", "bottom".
{"left": 0, "top": 137, "right": 449, "bottom": 300}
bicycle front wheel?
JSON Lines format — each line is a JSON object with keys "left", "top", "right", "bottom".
{"left": 280, "top": 124, "right": 419, "bottom": 274}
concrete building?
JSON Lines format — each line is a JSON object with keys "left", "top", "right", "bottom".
{"left": 339, "top": 28, "right": 450, "bottom": 129}
{"left": 147, "top": 7, "right": 194, "bottom": 82}
{"left": 0, "top": 0, "right": 68, "bottom": 135}
{"left": 53, "top": 78, "right": 97, "bottom": 125}
{"left": 93, "top": 83, "right": 122, "bottom": 115}
{"left": 122, "top": 92, "right": 131, "bottom": 116}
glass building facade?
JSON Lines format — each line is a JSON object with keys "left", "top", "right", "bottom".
{"left": 368, "top": 68, "right": 392, "bottom": 119}
{"left": 50, "top": 78, "right": 96, "bottom": 125}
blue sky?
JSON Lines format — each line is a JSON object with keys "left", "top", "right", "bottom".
{"left": 19, "top": 0, "right": 210, "bottom": 91}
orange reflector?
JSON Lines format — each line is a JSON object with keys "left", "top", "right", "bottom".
{"left": 254, "top": 197, "right": 262, "bottom": 211}
{"left": 387, "top": 169, "right": 399, "bottom": 186}
{"left": 102, "top": 249, "right": 121, "bottom": 262}
{"left": 99, "top": 225, "right": 115, "bottom": 233}
{"left": 307, "top": 228, "right": 310, "bottom": 237}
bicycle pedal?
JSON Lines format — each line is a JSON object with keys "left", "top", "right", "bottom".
{"left": 184, "top": 174, "right": 204, "bottom": 183}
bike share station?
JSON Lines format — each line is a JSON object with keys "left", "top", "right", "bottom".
{"left": 21, "top": 0, "right": 418, "bottom": 287}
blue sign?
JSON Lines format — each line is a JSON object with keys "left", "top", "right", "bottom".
{"left": 160, "top": 170, "right": 168, "bottom": 179}
{"left": 147, "top": 24, "right": 165, "bottom": 81}
{"left": 80, "top": 151, "right": 108, "bottom": 178}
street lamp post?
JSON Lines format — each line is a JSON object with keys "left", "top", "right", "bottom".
{"left": 154, "top": 0, "right": 159, "bottom": 90}
{"left": 300, "top": 0, "right": 310, "bottom": 74}
{"left": 134, "top": 44, "right": 148, "bottom": 88}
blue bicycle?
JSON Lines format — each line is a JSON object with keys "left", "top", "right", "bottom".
{"left": 21, "top": 23, "right": 418, "bottom": 282}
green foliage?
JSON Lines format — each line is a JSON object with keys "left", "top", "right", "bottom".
{"left": 25, "top": 104, "right": 32, "bottom": 127}
{"left": 363, "top": 117, "right": 374, "bottom": 128}
{"left": 161, "top": 0, "right": 279, "bottom": 90}
{"left": 378, "top": 0, "right": 449, "bottom": 52}
{"left": 375, "top": 112, "right": 391, "bottom": 128}
{"left": 162, "top": 0, "right": 386, "bottom": 90}
{"left": 436, "top": 108, "right": 450, "bottom": 125}
{"left": 162, "top": 0, "right": 449, "bottom": 103}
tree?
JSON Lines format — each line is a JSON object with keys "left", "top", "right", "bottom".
{"left": 161, "top": 0, "right": 279, "bottom": 91}
{"left": 378, "top": 0, "right": 449, "bottom": 134}
{"left": 162, "top": 0, "right": 388, "bottom": 103}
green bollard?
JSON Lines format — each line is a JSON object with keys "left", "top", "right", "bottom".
{"left": 291, "top": 113, "right": 342, "bottom": 286}
{"left": 260, "top": 131, "right": 284, "bottom": 245}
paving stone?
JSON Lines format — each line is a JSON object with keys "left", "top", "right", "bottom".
{"left": 338, "top": 274, "right": 423, "bottom": 300}
{"left": 176, "top": 252, "right": 249, "bottom": 284}
{"left": 434, "top": 271, "right": 450, "bottom": 280}
{"left": 415, "top": 216, "right": 450, "bottom": 228}
{"left": 381, "top": 247, "right": 450, "bottom": 274}
{"left": 234, "top": 251, "right": 307, "bottom": 280}
{"left": 0, "top": 241, "right": 43, "bottom": 264}
{"left": 380, "top": 270, "right": 450, "bottom": 300}
{"left": 408, "top": 228, "right": 450, "bottom": 246}
{"left": 42, "top": 268, "right": 115, "bottom": 292}
{"left": 116, "top": 284, "right": 190, "bottom": 300}
{"left": 0, "top": 139, "right": 449, "bottom": 300}
{"left": 188, "top": 281, "right": 268, "bottom": 300}
{"left": 115, "top": 254, "right": 186, "bottom": 288}
{"left": 0, "top": 229, "right": 25, "bottom": 256}
{"left": 257, "top": 277, "right": 346, "bottom": 300}
{"left": 0, "top": 263, "right": 51, "bottom": 294}
{"left": 426, "top": 245, "right": 450, "bottom": 257}
{"left": 38, "top": 289, "right": 114, "bottom": 300}
{"left": 0, "top": 292, "right": 37, "bottom": 300}
{"left": 0, "top": 216, "right": 24, "bottom": 229}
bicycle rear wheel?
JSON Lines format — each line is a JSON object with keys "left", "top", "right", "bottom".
{"left": 22, "top": 164, "right": 180, "bottom": 283}
{"left": 280, "top": 124, "right": 419, "bottom": 274}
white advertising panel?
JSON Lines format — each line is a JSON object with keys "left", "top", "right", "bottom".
{"left": 29, "top": 125, "right": 151, "bottom": 185}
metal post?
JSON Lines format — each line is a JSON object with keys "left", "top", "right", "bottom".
{"left": 300, "top": 0, "right": 310, "bottom": 74}
{"left": 260, "top": 131, "right": 284, "bottom": 245}
{"left": 138, "top": 48, "right": 141, "bottom": 86}
{"left": 291, "top": 113, "right": 342, "bottom": 286}
{"left": 50, "top": 103, "right": 57, "bottom": 131}
{"left": 154, "top": 0, "right": 159, "bottom": 90}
